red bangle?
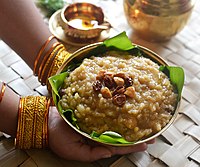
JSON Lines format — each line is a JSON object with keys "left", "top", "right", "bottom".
{"left": 34, "top": 35, "right": 56, "bottom": 75}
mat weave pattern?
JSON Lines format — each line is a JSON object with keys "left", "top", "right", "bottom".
{"left": 0, "top": 0, "right": 200, "bottom": 166}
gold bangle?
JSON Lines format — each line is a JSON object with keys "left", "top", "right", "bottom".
{"left": 43, "top": 98, "right": 51, "bottom": 147}
{"left": 34, "top": 35, "right": 55, "bottom": 75}
{"left": 47, "top": 47, "right": 65, "bottom": 77}
{"left": 16, "top": 97, "right": 34, "bottom": 149}
{"left": 0, "top": 82, "right": 6, "bottom": 103}
{"left": 46, "top": 49, "right": 71, "bottom": 91}
{"left": 15, "top": 96, "right": 50, "bottom": 149}
{"left": 39, "top": 44, "right": 65, "bottom": 85}
{"left": 33, "top": 96, "right": 43, "bottom": 148}
{"left": 48, "top": 49, "right": 71, "bottom": 79}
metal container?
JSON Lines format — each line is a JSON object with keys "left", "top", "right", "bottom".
{"left": 55, "top": 43, "right": 180, "bottom": 146}
{"left": 123, "top": 0, "right": 196, "bottom": 42}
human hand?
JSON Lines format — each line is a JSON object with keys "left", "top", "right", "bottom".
{"left": 48, "top": 106, "right": 155, "bottom": 162}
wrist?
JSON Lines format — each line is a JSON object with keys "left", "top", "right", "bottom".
{"left": 0, "top": 82, "right": 19, "bottom": 137}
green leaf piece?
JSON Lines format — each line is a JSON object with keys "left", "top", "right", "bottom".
{"left": 159, "top": 66, "right": 184, "bottom": 100}
{"left": 87, "top": 32, "right": 138, "bottom": 58}
{"left": 103, "top": 31, "right": 134, "bottom": 50}
{"left": 48, "top": 72, "right": 69, "bottom": 99}
{"left": 90, "top": 131, "right": 133, "bottom": 144}
{"left": 62, "top": 108, "right": 78, "bottom": 127}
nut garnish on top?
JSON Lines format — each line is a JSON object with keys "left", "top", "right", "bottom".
{"left": 93, "top": 71, "right": 135, "bottom": 106}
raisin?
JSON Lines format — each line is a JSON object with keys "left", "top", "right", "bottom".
{"left": 112, "top": 86, "right": 125, "bottom": 96}
{"left": 93, "top": 80, "right": 102, "bottom": 91}
{"left": 103, "top": 75, "right": 115, "bottom": 89}
{"left": 124, "top": 77, "right": 133, "bottom": 87}
{"left": 112, "top": 94, "right": 126, "bottom": 107}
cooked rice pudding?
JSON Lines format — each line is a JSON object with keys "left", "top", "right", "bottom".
{"left": 60, "top": 51, "right": 177, "bottom": 142}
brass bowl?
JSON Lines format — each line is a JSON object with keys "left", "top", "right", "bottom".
{"left": 55, "top": 43, "right": 180, "bottom": 146}
{"left": 60, "top": 3, "right": 111, "bottom": 42}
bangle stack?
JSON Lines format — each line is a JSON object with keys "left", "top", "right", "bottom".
{"left": 38, "top": 42, "right": 62, "bottom": 84}
{"left": 15, "top": 96, "right": 51, "bottom": 149}
{"left": 34, "top": 36, "right": 71, "bottom": 87}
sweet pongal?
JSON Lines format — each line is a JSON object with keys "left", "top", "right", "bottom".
{"left": 60, "top": 51, "right": 177, "bottom": 142}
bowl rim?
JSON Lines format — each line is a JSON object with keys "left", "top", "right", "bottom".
{"left": 55, "top": 42, "right": 181, "bottom": 146}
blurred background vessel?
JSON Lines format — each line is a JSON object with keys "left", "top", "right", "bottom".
{"left": 123, "top": 0, "right": 196, "bottom": 42}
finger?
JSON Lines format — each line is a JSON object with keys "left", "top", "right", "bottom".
{"left": 146, "top": 138, "right": 155, "bottom": 144}
{"left": 107, "top": 143, "right": 147, "bottom": 155}
{"left": 67, "top": 143, "right": 112, "bottom": 162}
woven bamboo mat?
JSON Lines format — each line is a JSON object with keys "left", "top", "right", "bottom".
{"left": 1, "top": 0, "right": 200, "bottom": 166}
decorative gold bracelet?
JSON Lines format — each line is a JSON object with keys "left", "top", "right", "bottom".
{"left": 34, "top": 35, "right": 55, "bottom": 75}
{"left": 15, "top": 96, "right": 50, "bottom": 149}
{"left": 46, "top": 49, "right": 71, "bottom": 91}
{"left": 47, "top": 49, "right": 71, "bottom": 80}
{"left": 0, "top": 82, "right": 6, "bottom": 103}
{"left": 47, "top": 47, "right": 65, "bottom": 78}
{"left": 40, "top": 44, "right": 65, "bottom": 85}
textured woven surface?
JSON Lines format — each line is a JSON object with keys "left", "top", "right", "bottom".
{"left": 1, "top": 0, "right": 200, "bottom": 166}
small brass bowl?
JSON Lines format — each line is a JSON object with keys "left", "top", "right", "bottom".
{"left": 53, "top": 43, "right": 180, "bottom": 146}
{"left": 60, "top": 3, "right": 111, "bottom": 42}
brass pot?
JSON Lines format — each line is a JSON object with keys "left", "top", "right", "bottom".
{"left": 123, "top": 0, "right": 196, "bottom": 42}
{"left": 55, "top": 43, "right": 180, "bottom": 146}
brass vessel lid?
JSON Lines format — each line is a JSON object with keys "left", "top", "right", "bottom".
{"left": 136, "top": 0, "right": 196, "bottom": 16}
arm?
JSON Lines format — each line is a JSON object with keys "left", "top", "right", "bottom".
{"left": 0, "top": 0, "right": 57, "bottom": 69}
{"left": 0, "top": 83, "right": 19, "bottom": 136}
{"left": 0, "top": 0, "right": 59, "bottom": 136}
